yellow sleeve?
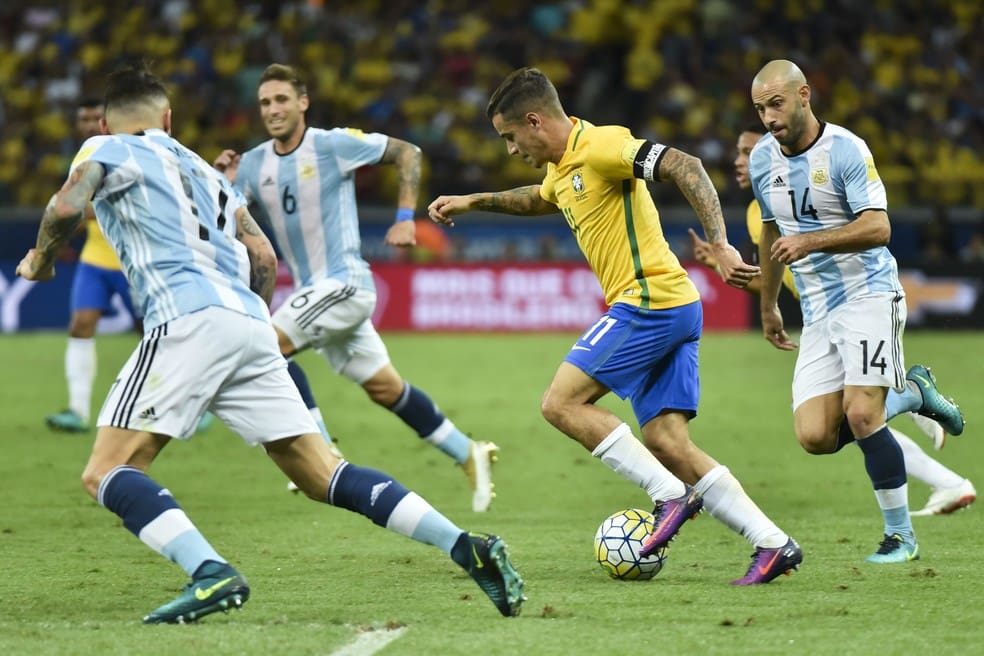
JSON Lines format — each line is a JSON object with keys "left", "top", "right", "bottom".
{"left": 540, "top": 166, "right": 557, "bottom": 204}
{"left": 582, "top": 126, "right": 640, "bottom": 180}
{"left": 746, "top": 199, "right": 763, "bottom": 246}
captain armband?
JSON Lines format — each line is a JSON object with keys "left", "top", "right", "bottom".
{"left": 632, "top": 141, "right": 669, "bottom": 182}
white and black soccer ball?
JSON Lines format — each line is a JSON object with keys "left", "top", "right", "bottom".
{"left": 594, "top": 508, "right": 666, "bottom": 580}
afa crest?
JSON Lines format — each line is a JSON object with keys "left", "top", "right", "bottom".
{"left": 811, "top": 168, "right": 828, "bottom": 185}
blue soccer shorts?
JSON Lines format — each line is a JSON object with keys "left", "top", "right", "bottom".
{"left": 70, "top": 262, "right": 138, "bottom": 318}
{"left": 563, "top": 300, "right": 702, "bottom": 426}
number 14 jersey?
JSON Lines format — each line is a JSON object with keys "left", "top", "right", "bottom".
{"left": 748, "top": 121, "right": 902, "bottom": 325}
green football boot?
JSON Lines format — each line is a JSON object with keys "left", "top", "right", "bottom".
{"left": 143, "top": 561, "right": 249, "bottom": 624}
{"left": 906, "top": 364, "right": 964, "bottom": 436}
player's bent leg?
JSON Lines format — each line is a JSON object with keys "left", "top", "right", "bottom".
{"left": 792, "top": 392, "right": 848, "bottom": 454}
{"left": 82, "top": 426, "right": 170, "bottom": 497}
{"left": 365, "top": 363, "right": 499, "bottom": 512}
{"left": 84, "top": 427, "right": 247, "bottom": 623}
{"left": 265, "top": 434, "right": 525, "bottom": 615}
{"left": 540, "top": 362, "right": 619, "bottom": 451}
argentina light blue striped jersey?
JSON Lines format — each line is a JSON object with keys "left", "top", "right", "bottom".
{"left": 749, "top": 122, "right": 902, "bottom": 325}
{"left": 70, "top": 128, "right": 269, "bottom": 330}
{"left": 235, "top": 127, "right": 387, "bottom": 291}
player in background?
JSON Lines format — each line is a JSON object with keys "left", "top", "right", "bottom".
{"left": 16, "top": 63, "right": 524, "bottom": 623}
{"left": 691, "top": 126, "right": 975, "bottom": 517}
{"left": 45, "top": 99, "right": 141, "bottom": 433}
{"left": 429, "top": 67, "right": 801, "bottom": 585}
{"left": 214, "top": 64, "right": 498, "bottom": 511}
{"left": 749, "top": 60, "right": 966, "bottom": 562}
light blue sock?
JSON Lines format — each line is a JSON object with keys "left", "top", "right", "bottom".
{"left": 98, "top": 466, "right": 225, "bottom": 577}
{"left": 885, "top": 382, "right": 921, "bottom": 420}
{"left": 881, "top": 503, "right": 915, "bottom": 544}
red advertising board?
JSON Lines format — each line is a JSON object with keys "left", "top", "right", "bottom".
{"left": 275, "top": 262, "right": 749, "bottom": 332}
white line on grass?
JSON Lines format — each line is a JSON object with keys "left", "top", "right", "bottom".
{"left": 329, "top": 626, "right": 408, "bottom": 656}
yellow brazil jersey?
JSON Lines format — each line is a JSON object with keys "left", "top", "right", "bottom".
{"left": 539, "top": 118, "right": 698, "bottom": 310}
{"left": 745, "top": 199, "right": 798, "bottom": 299}
{"left": 79, "top": 215, "right": 122, "bottom": 270}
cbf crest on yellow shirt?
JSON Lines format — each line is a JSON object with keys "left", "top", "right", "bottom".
{"left": 539, "top": 118, "right": 698, "bottom": 310}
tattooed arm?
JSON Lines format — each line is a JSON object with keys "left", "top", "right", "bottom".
{"left": 234, "top": 206, "right": 277, "bottom": 306}
{"left": 427, "top": 185, "right": 556, "bottom": 227}
{"left": 380, "top": 137, "right": 423, "bottom": 247}
{"left": 658, "top": 149, "right": 760, "bottom": 288}
{"left": 17, "top": 161, "right": 105, "bottom": 281}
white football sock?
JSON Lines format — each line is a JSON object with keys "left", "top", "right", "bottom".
{"left": 890, "top": 428, "right": 964, "bottom": 489}
{"left": 695, "top": 465, "right": 787, "bottom": 549}
{"left": 591, "top": 423, "right": 686, "bottom": 503}
{"left": 66, "top": 337, "right": 96, "bottom": 422}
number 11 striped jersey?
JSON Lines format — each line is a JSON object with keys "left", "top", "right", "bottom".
{"left": 748, "top": 122, "right": 902, "bottom": 325}
{"left": 70, "top": 128, "right": 267, "bottom": 330}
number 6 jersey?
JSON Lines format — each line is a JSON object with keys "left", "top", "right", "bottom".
{"left": 234, "top": 127, "right": 387, "bottom": 293}
{"left": 748, "top": 122, "right": 903, "bottom": 325}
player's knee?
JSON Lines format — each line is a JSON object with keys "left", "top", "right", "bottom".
{"left": 539, "top": 390, "right": 565, "bottom": 427}
{"left": 69, "top": 313, "right": 98, "bottom": 338}
{"left": 843, "top": 408, "right": 882, "bottom": 440}
{"left": 795, "top": 428, "right": 837, "bottom": 455}
{"left": 80, "top": 465, "right": 102, "bottom": 500}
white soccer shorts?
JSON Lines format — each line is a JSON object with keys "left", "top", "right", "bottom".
{"left": 272, "top": 279, "right": 390, "bottom": 384}
{"left": 791, "top": 291, "right": 907, "bottom": 410}
{"left": 97, "top": 306, "right": 318, "bottom": 443}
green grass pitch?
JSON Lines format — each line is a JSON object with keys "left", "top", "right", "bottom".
{"left": 0, "top": 330, "right": 981, "bottom": 655}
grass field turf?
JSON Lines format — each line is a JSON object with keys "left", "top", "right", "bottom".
{"left": 0, "top": 330, "right": 981, "bottom": 655}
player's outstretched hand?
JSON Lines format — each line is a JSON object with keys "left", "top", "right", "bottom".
{"left": 711, "top": 241, "right": 760, "bottom": 289}
{"left": 688, "top": 228, "right": 718, "bottom": 270}
{"left": 16, "top": 248, "right": 55, "bottom": 281}
{"left": 761, "top": 305, "right": 797, "bottom": 351}
{"left": 385, "top": 220, "right": 416, "bottom": 247}
{"left": 427, "top": 195, "right": 474, "bottom": 228}
{"left": 213, "top": 149, "right": 241, "bottom": 184}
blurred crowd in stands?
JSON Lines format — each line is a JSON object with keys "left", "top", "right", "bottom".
{"left": 2, "top": 0, "right": 983, "bottom": 228}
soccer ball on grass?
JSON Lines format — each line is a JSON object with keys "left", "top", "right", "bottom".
{"left": 594, "top": 508, "right": 666, "bottom": 580}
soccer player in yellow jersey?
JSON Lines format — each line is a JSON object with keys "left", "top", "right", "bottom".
{"left": 429, "top": 67, "right": 802, "bottom": 584}
{"left": 46, "top": 99, "right": 140, "bottom": 433}
{"left": 691, "top": 126, "right": 975, "bottom": 517}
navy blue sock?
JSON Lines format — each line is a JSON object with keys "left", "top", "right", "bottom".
{"left": 327, "top": 462, "right": 411, "bottom": 527}
{"left": 856, "top": 425, "right": 907, "bottom": 490}
{"left": 389, "top": 382, "right": 445, "bottom": 437}
{"left": 287, "top": 359, "right": 317, "bottom": 409}
{"left": 832, "top": 419, "right": 857, "bottom": 453}
{"left": 97, "top": 465, "right": 224, "bottom": 574}
{"left": 99, "top": 466, "right": 182, "bottom": 535}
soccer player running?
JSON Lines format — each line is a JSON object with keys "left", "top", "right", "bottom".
{"left": 16, "top": 63, "right": 524, "bottom": 622}
{"left": 429, "top": 67, "right": 801, "bottom": 585}
{"left": 692, "top": 125, "right": 975, "bottom": 517}
{"left": 213, "top": 64, "right": 498, "bottom": 511}
{"left": 45, "top": 99, "right": 140, "bottom": 433}
{"left": 748, "top": 59, "right": 966, "bottom": 562}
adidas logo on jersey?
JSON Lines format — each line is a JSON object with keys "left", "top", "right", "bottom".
{"left": 262, "top": 176, "right": 275, "bottom": 186}
{"left": 771, "top": 175, "right": 786, "bottom": 188}
{"left": 138, "top": 406, "right": 156, "bottom": 419}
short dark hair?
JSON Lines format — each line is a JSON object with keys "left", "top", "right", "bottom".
{"left": 741, "top": 123, "right": 765, "bottom": 135}
{"left": 486, "top": 67, "right": 563, "bottom": 121}
{"left": 259, "top": 63, "right": 307, "bottom": 97}
{"left": 103, "top": 62, "right": 169, "bottom": 113}
{"left": 78, "top": 97, "right": 103, "bottom": 110}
